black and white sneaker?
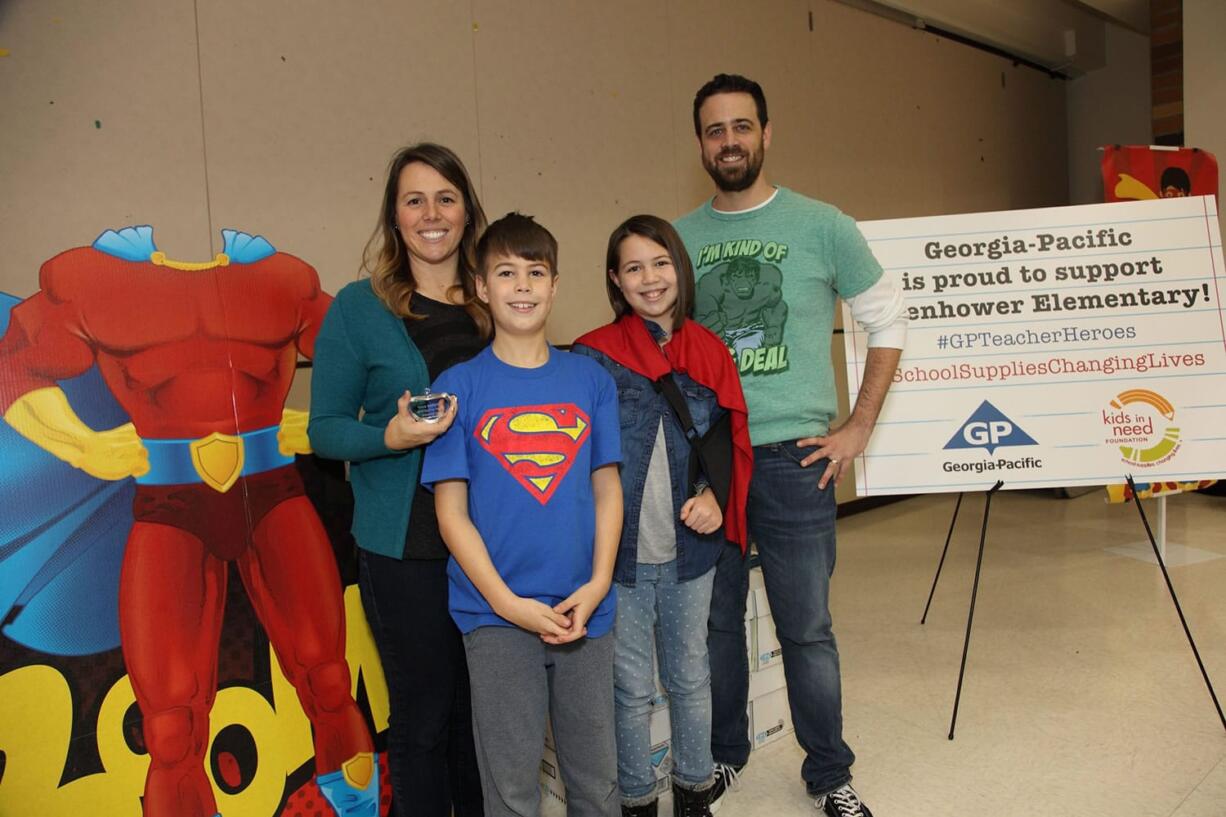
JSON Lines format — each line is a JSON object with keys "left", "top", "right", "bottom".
{"left": 707, "top": 762, "right": 743, "bottom": 814}
{"left": 813, "top": 783, "right": 873, "bottom": 817}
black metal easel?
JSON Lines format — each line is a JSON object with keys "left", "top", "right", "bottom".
{"left": 920, "top": 492, "right": 964, "bottom": 626}
{"left": 920, "top": 477, "right": 1226, "bottom": 739}
{"left": 920, "top": 480, "right": 1003, "bottom": 739}
{"left": 1125, "top": 475, "right": 1226, "bottom": 733}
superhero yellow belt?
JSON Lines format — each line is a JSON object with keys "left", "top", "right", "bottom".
{"left": 136, "top": 426, "right": 294, "bottom": 493}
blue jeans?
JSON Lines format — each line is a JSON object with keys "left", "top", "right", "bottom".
{"left": 707, "top": 441, "right": 855, "bottom": 796}
{"left": 614, "top": 560, "right": 716, "bottom": 802}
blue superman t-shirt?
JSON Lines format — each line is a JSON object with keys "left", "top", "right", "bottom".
{"left": 422, "top": 345, "right": 621, "bottom": 636}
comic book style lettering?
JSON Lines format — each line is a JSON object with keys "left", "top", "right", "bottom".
{"left": 695, "top": 256, "right": 790, "bottom": 376}
{"left": 474, "top": 403, "right": 590, "bottom": 504}
{"left": 0, "top": 227, "right": 378, "bottom": 817}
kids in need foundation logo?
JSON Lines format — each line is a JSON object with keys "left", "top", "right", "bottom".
{"left": 1101, "top": 388, "right": 1181, "bottom": 467}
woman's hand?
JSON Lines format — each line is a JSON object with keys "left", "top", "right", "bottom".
{"left": 680, "top": 489, "right": 723, "bottom": 535}
{"left": 384, "top": 390, "right": 457, "bottom": 450}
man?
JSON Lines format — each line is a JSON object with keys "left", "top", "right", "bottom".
{"left": 674, "top": 74, "right": 906, "bottom": 817}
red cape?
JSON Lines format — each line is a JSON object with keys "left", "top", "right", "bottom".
{"left": 574, "top": 315, "right": 752, "bottom": 551}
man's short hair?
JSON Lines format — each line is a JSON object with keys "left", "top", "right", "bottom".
{"left": 692, "top": 73, "right": 769, "bottom": 137}
{"left": 477, "top": 212, "right": 558, "bottom": 276}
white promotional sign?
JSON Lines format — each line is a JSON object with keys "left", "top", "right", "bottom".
{"left": 842, "top": 196, "right": 1226, "bottom": 496}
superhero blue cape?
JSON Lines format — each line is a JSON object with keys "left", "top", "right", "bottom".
{"left": 0, "top": 292, "right": 132, "bottom": 655}
{"left": 0, "top": 227, "right": 277, "bottom": 656}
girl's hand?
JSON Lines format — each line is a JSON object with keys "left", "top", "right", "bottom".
{"left": 496, "top": 594, "right": 573, "bottom": 638}
{"left": 384, "top": 390, "right": 457, "bottom": 450}
{"left": 680, "top": 489, "right": 723, "bottom": 535}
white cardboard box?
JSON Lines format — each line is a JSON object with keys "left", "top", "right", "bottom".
{"left": 747, "top": 657, "right": 786, "bottom": 700}
{"left": 746, "top": 567, "right": 784, "bottom": 671}
{"left": 649, "top": 704, "right": 673, "bottom": 783}
{"left": 540, "top": 743, "right": 567, "bottom": 808}
{"left": 749, "top": 685, "right": 794, "bottom": 749}
{"left": 746, "top": 661, "right": 790, "bottom": 751}
{"left": 753, "top": 612, "right": 783, "bottom": 671}
{"left": 541, "top": 705, "right": 674, "bottom": 805}
{"left": 747, "top": 566, "right": 768, "bottom": 617}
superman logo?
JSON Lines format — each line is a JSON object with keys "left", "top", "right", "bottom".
{"left": 474, "top": 403, "right": 590, "bottom": 505}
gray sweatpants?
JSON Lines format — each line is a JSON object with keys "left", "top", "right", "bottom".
{"left": 463, "top": 626, "right": 618, "bottom": 817}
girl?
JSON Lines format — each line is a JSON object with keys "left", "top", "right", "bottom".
{"left": 573, "top": 215, "right": 752, "bottom": 817}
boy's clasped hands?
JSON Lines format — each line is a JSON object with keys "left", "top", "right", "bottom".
{"left": 495, "top": 579, "right": 612, "bottom": 645}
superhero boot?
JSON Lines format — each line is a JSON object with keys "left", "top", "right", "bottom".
{"left": 317, "top": 752, "right": 380, "bottom": 817}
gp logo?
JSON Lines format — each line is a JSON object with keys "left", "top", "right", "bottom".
{"left": 944, "top": 400, "right": 1038, "bottom": 455}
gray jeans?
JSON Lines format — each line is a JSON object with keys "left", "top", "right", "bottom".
{"left": 464, "top": 626, "right": 618, "bottom": 817}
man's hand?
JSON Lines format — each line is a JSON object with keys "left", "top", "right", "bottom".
{"left": 797, "top": 418, "right": 871, "bottom": 490}
{"left": 797, "top": 345, "right": 902, "bottom": 490}
{"left": 496, "top": 594, "right": 573, "bottom": 640}
{"left": 277, "top": 408, "right": 313, "bottom": 456}
{"left": 384, "top": 390, "right": 457, "bottom": 450}
{"left": 542, "top": 580, "right": 610, "bottom": 645}
{"left": 680, "top": 490, "right": 723, "bottom": 535}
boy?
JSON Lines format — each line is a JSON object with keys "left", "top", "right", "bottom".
{"left": 423, "top": 213, "right": 623, "bottom": 817}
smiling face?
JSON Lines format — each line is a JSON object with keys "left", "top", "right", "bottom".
{"left": 476, "top": 253, "right": 557, "bottom": 337}
{"left": 610, "top": 234, "right": 679, "bottom": 330}
{"left": 395, "top": 161, "right": 467, "bottom": 272}
{"left": 697, "top": 91, "right": 771, "bottom": 193}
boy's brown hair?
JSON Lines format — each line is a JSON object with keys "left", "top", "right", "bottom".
{"left": 476, "top": 212, "right": 558, "bottom": 277}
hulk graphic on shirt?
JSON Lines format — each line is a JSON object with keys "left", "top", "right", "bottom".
{"left": 695, "top": 256, "right": 789, "bottom": 375}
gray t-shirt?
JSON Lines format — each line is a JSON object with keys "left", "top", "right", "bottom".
{"left": 637, "top": 420, "right": 678, "bottom": 564}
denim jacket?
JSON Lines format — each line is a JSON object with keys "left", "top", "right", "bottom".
{"left": 571, "top": 339, "right": 727, "bottom": 586}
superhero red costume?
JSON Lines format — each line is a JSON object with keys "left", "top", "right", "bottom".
{"left": 0, "top": 228, "right": 374, "bottom": 817}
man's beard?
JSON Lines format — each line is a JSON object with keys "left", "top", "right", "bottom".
{"left": 703, "top": 146, "right": 763, "bottom": 193}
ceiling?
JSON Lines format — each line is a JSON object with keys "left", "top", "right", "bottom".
{"left": 835, "top": 0, "right": 1150, "bottom": 75}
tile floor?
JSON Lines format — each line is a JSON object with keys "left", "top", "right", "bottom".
{"left": 708, "top": 489, "right": 1226, "bottom": 817}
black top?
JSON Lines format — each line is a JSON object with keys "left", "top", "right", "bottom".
{"left": 402, "top": 292, "right": 487, "bottom": 559}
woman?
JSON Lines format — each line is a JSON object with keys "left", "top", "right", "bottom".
{"left": 573, "top": 215, "right": 753, "bottom": 817}
{"left": 309, "top": 143, "right": 488, "bottom": 817}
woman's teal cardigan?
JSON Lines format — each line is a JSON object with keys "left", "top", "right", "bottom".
{"left": 308, "top": 279, "right": 430, "bottom": 558}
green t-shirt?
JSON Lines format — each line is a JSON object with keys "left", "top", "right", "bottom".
{"left": 675, "top": 187, "right": 882, "bottom": 445}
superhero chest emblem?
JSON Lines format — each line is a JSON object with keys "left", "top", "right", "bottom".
{"left": 474, "top": 403, "right": 590, "bottom": 505}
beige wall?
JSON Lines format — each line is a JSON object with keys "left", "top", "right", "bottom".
{"left": 1, "top": 0, "right": 1073, "bottom": 504}
{"left": 1, "top": 0, "right": 1067, "bottom": 329}
{"left": 1065, "top": 23, "right": 1151, "bottom": 205}
{"left": 1184, "top": 0, "right": 1226, "bottom": 240}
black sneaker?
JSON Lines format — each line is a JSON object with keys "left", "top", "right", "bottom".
{"left": 672, "top": 782, "right": 713, "bottom": 817}
{"left": 707, "top": 762, "right": 743, "bottom": 814}
{"left": 621, "top": 799, "right": 658, "bottom": 817}
{"left": 813, "top": 783, "right": 873, "bottom": 817}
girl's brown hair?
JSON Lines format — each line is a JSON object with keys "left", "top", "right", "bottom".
{"left": 604, "top": 214, "right": 696, "bottom": 332}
